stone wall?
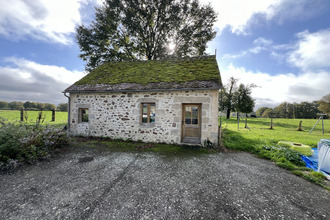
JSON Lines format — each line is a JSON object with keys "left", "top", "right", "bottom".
{"left": 69, "top": 89, "right": 219, "bottom": 145}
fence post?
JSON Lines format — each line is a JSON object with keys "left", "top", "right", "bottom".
{"left": 297, "top": 121, "right": 303, "bottom": 131}
{"left": 52, "top": 109, "right": 56, "bottom": 122}
{"left": 322, "top": 116, "right": 324, "bottom": 135}
{"left": 20, "top": 107, "right": 24, "bottom": 122}
{"left": 237, "top": 113, "right": 239, "bottom": 131}
{"left": 270, "top": 118, "right": 273, "bottom": 129}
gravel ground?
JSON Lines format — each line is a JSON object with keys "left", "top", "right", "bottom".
{"left": 1, "top": 144, "right": 330, "bottom": 220}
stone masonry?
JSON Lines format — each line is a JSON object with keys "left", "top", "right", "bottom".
{"left": 69, "top": 89, "right": 219, "bottom": 145}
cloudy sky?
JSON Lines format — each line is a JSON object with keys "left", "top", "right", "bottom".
{"left": 0, "top": 0, "right": 330, "bottom": 110}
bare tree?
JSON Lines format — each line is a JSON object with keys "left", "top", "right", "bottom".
{"left": 220, "top": 77, "right": 239, "bottom": 119}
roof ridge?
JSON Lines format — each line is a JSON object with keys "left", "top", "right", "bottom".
{"left": 101, "top": 55, "right": 216, "bottom": 65}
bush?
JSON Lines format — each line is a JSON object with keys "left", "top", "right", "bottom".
{"left": 255, "top": 145, "right": 305, "bottom": 167}
{"left": 0, "top": 118, "right": 70, "bottom": 169}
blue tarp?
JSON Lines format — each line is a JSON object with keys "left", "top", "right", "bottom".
{"left": 301, "top": 148, "right": 318, "bottom": 171}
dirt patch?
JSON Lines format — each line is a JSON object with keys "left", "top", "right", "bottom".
{"left": 78, "top": 156, "right": 94, "bottom": 163}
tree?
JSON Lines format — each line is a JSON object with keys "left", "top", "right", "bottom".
{"left": 256, "top": 107, "right": 269, "bottom": 117}
{"left": 76, "top": 0, "right": 217, "bottom": 71}
{"left": 318, "top": 93, "right": 330, "bottom": 115}
{"left": 57, "top": 103, "right": 68, "bottom": 112}
{"left": 274, "top": 102, "right": 289, "bottom": 118}
{"left": 35, "top": 102, "right": 45, "bottom": 110}
{"left": 220, "top": 77, "right": 239, "bottom": 119}
{"left": 262, "top": 108, "right": 274, "bottom": 118}
{"left": 44, "top": 103, "right": 56, "bottom": 111}
{"left": 23, "top": 101, "right": 33, "bottom": 109}
{"left": 235, "top": 83, "right": 256, "bottom": 117}
{"left": 8, "top": 101, "right": 24, "bottom": 110}
{"left": 286, "top": 103, "right": 295, "bottom": 118}
{"left": 0, "top": 101, "right": 8, "bottom": 109}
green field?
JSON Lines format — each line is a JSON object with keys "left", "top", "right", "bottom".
{"left": 221, "top": 117, "right": 330, "bottom": 189}
{"left": 222, "top": 117, "right": 330, "bottom": 149}
{"left": 0, "top": 110, "right": 68, "bottom": 125}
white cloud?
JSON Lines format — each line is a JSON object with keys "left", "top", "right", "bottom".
{"left": 201, "top": 0, "right": 326, "bottom": 35}
{"left": 253, "top": 37, "right": 273, "bottom": 46}
{"left": 0, "top": 0, "right": 102, "bottom": 44}
{"left": 201, "top": 0, "right": 276, "bottom": 34}
{"left": 222, "top": 64, "right": 330, "bottom": 110}
{"left": 223, "top": 29, "right": 330, "bottom": 71}
{"left": 0, "top": 57, "right": 84, "bottom": 104}
{"left": 288, "top": 29, "right": 330, "bottom": 71}
{"left": 222, "top": 37, "right": 273, "bottom": 59}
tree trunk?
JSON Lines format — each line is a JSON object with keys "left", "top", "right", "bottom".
{"left": 226, "top": 108, "right": 231, "bottom": 119}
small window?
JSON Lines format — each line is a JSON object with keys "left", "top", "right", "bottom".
{"left": 141, "top": 103, "right": 155, "bottom": 123}
{"left": 185, "top": 105, "right": 199, "bottom": 125}
{"left": 79, "top": 108, "right": 89, "bottom": 123}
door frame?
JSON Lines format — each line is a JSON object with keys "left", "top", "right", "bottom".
{"left": 181, "top": 103, "right": 202, "bottom": 143}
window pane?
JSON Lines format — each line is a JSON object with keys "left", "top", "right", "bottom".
{"left": 192, "top": 106, "right": 198, "bottom": 124}
{"left": 185, "top": 106, "right": 191, "bottom": 124}
{"left": 82, "top": 109, "right": 89, "bottom": 122}
{"left": 142, "top": 104, "right": 148, "bottom": 123}
{"left": 150, "top": 104, "right": 155, "bottom": 123}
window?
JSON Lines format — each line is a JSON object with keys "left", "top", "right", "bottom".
{"left": 79, "top": 108, "right": 89, "bottom": 123}
{"left": 141, "top": 103, "right": 155, "bottom": 123}
{"left": 185, "top": 105, "right": 198, "bottom": 125}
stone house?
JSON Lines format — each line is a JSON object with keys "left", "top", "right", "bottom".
{"left": 63, "top": 55, "right": 222, "bottom": 145}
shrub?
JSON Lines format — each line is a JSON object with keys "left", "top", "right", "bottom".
{"left": 255, "top": 145, "right": 305, "bottom": 167}
{"left": 0, "top": 118, "right": 70, "bottom": 169}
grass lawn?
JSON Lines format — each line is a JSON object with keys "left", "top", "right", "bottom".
{"left": 0, "top": 110, "right": 68, "bottom": 126}
{"left": 221, "top": 117, "right": 330, "bottom": 149}
{"left": 221, "top": 117, "right": 330, "bottom": 189}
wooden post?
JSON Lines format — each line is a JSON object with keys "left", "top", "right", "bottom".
{"left": 270, "top": 118, "right": 273, "bottom": 129}
{"left": 322, "top": 116, "right": 324, "bottom": 135}
{"left": 218, "top": 117, "right": 222, "bottom": 147}
{"left": 20, "top": 107, "right": 24, "bottom": 122}
{"left": 297, "top": 121, "right": 303, "bottom": 131}
{"left": 218, "top": 125, "right": 221, "bottom": 147}
{"left": 52, "top": 109, "right": 56, "bottom": 122}
{"left": 237, "top": 113, "right": 239, "bottom": 131}
{"left": 309, "top": 116, "right": 322, "bottom": 134}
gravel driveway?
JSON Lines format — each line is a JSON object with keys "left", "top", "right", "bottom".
{"left": 1, "top": 144, "right": 329, "bottom": 219}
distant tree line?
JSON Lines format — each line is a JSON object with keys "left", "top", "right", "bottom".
{"left": 0, "top": 101, "right": 68, "bottom": 112}
{"left": 256, "top": 93, "right": 330, "bottom": 119}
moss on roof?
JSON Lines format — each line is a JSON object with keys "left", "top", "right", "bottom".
{"left": 74, "top": 55, "right": 221, "bottom": 86}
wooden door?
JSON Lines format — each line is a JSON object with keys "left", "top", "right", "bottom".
{"left": 182, "top": 104, "right": 201, "bottom": 144}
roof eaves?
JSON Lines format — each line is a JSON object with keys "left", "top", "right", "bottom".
{"left": 63, "top": 86, "right": 221, "bottom": 94}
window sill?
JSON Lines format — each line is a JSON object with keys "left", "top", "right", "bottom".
{"left": 139, "top": 123, "right": 156, "bottom": 128}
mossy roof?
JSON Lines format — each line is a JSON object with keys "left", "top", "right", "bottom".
{"left": 65, "top": 55, "right": 221, "bottom": 92}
